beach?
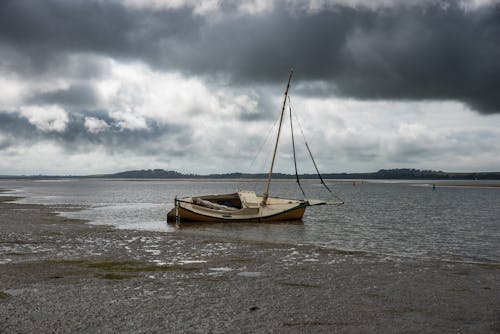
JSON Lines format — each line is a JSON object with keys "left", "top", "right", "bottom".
{"left": 1, "top": 193, "right": 499, "bottom": 333}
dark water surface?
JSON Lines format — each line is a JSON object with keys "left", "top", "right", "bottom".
{"left": 1, "top": 178, "right": 499, "bottom": 263}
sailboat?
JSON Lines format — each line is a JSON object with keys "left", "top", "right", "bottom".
{"left": 167, "top": 70, "right": 343, "bottom": 224}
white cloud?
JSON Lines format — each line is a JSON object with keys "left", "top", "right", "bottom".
{"left": 119, "top": 0, "right": 222, "bottom": 14}
{"left": 109, "top": 110, "right": 148, "bottom": 131}
{"left": 84, "top": 117, "right": 110, "bottom": 133}
{"left": 116, "top": 0, "right": 499, "bottom": 15}
{"left": 96, "top": 61, "right": 264, "bottom": 134}
{"left": 19, "top": 105, "right": 68, "bottom": 132}
{"left": 0, "top": 75, "right": 25, "bottom": 109}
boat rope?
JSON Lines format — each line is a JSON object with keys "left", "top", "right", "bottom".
{"left": 289, "top": 97, "right": 344, "bottom": 203}
{"left": 246, "top": 115, "right": 281, "bottom": 193}
{"left": 305, "top": 140, "right": 333, "bottom": 193}
{"left": 288, "top": 96, "right": 307, "bottom": 198}
{"left": 247, "top": 116, "right": 280, "bottom": 173}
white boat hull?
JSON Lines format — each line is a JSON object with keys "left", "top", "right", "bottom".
{"left": 167, "top": 191, "right": 307, "bottom": 223}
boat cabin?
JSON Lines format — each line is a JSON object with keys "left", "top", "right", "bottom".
{"left": 192, "top": 191, "right": 261, "bottom": 212}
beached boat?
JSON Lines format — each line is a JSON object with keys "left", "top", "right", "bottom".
{"left": 167, "top": 71, "right": 342, "bottom": 224}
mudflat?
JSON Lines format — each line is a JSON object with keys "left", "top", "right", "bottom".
{"left": 0, "top": 193, "right": 499, "bottom": 333}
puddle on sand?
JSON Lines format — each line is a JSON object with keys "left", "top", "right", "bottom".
{"left": 237, "top": 271, "right": 262, "bottom": 277}
{"left": 144, "top": 249, "right": 161, "bottom": 255}
{"left": 179, "top": 260, "right": 207, "bottom": 264}
{"left": 209, "top": 267, "right": 233, "bottom": 272}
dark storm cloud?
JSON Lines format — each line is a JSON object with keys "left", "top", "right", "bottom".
{"left": 0, "top": 112, "right": 39, "bottom": 143}
{"left": 0, "top": 0, "right": 200, "bottom": 75}
{"left": 1, "top": 0, "right": 499, "bottom": 113}
{"left": 27, "top": 85, "right": 100, "bottom": 107}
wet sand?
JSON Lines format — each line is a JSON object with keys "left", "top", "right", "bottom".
{"left": 435, "top": 183, "right": 500, "bottom": 188}
{"left": 1, "top": 192, "right": 499, "bottom": 333}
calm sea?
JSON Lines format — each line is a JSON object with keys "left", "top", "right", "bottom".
{"left": 1, "top": 178, "right": 499, "bottom": 264}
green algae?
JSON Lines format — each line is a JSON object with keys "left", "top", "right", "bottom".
{"left": 448, "top": 286, "right": 473, "bottom": 293}
{"left": 5, "top": 252, "right": 33, "bottom": 256}
{"left": 386, "top": 306, "right": 417, "bottom": 314}
{"left": 191, "top": 275, "right": 229, "bottom": 282}
{"left": 228, "top": 257, "right": 254, "bottom": 264}
{"left": 95, "top": 273, "right": 137, "bottom": 280}
{"left": 0, "top": 291, "right": 11, "bottom": 299}
{"left": 46, "top": 259, "right": 200, "bottom": 273}
{"left": 46, "top": 259, "right": 91, "bottom": 266}
{"left": 277, "top": 281, "right": 320, "bottom": 288}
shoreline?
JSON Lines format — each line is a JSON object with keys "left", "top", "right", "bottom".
{"left": 2, "top": 187, "right": 498, "bottom": 267}
{"left": 435, "top": 183, "right": 500, "bottom": 188}
{"left": 1, "top": 193, "right": 499, "bottom": 332}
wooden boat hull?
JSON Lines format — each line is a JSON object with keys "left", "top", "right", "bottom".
{"left": 167, "top": 199, "right": 306, "bottom": 224}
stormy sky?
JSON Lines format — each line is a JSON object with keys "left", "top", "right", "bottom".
{"left": 1, "top": 0, "right": 499, "bottom": 175}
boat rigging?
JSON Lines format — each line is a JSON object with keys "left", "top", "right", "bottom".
{"left": 167, "top": 70, "right": 343, "bottom": 224}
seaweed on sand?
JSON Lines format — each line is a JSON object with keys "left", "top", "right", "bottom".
{"left": 277, "top": 281, "right": 320, "bottom": 288}
{"left": 46, "top": 259, "right": 200, "bottom": 273}
{"left": 94, "top": 273, "right": 137, "bottom": 280}
{"left": 0, "top": 291, "right": 11, "bottom": 299}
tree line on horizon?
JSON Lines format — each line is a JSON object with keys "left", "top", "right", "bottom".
{"left": 0, "top": 168, "right": 500, "bottom": 180}
{"left": 108, "top": 168, "right": 500, "bottom": 180}
{"left": 2, "top": 168, "right": 500, "bottom": 180}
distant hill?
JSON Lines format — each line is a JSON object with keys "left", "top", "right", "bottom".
{"left": 101, "top": 168, "right": 500, "bottom": 180}
{"left": 108, "top": 169, "right": 187, "bottom": 178}
{"left": 2, "top": 168, "right": 500, "bottom": 180}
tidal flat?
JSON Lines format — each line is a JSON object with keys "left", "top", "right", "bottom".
{"left": 0, "top": 194, "right": 499, "bottom": 333}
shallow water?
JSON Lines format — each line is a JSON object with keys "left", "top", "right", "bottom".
{"left": 1, "top": 178, "right": 499, "bottom": 263}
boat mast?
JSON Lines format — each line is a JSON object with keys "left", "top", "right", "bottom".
{"left": 262, "top": 69, "right": 293, "bottom": 205}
